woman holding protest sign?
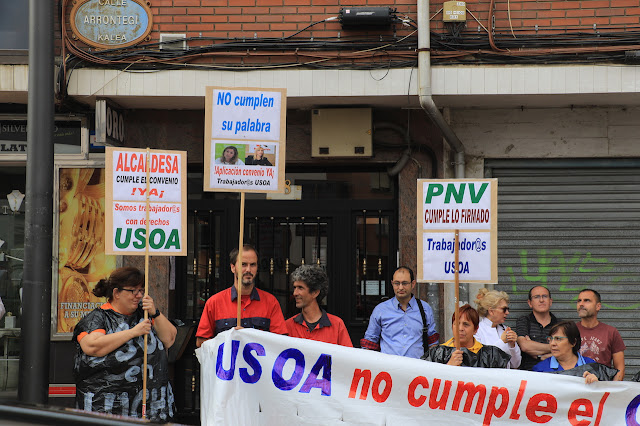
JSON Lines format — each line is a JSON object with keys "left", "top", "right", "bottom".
{"left": 72, "top": 267, "right": 177, "bottom": 421}
{"left": 422, "top": 304, "right": 510, "bottom": 368}
{"left": 532, "top": 320, "right": 605, "bottom": 383}
{"left": 474, "top": 288, "right": 522, "bottom": 369}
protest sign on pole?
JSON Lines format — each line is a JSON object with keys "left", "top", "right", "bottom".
{"left": 104, "top": 147, "right": 187, "bottom": 256}
{"left": 203, "top": 86, "right": 287, "bottom": 338}
{"left": 105, "top": 146, "right": 187, "bottom": 417}
{"left": 203, "top": 87, "right": 287, "bottom": 193}
{"left": 417, "top": 179, "right": 498, "bottom": 283}
{"left": 197, "top": 328, "right": 639, "bottom": 426}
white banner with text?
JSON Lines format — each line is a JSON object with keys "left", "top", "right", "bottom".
{"left": 197, "top": 328, "right": 640, "bottom": 426}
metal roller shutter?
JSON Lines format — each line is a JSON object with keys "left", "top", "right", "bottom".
{"left": 486, "top": 160, "right": 640, "bottom": 379}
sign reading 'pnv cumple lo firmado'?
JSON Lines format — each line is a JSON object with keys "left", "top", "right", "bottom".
{"left": 417, "top": 179, "right": 498, "bottom": 283}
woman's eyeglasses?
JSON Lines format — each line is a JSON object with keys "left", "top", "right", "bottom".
{"left": 120, "top": 288, "right": 144, "bottom": 296}
{"left": 494, "top": 306, "right": 509, "bottom": 313}
{"left": 547, "top": 336, "right": 568, "bottom": 343}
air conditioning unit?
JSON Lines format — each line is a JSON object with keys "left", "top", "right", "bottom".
{"left": 311, "top": 108, "right": 372, "bottom": 157}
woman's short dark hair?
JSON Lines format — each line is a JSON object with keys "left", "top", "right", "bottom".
{"left": 290, "top": 265, "right": 329, "bottom": 303}
{"left": 93, "top": 267, "right": 144, "bottom": 301}
{"left": 451, "top": 304, "right": 480, "bottom": 331}
{"left": 549, "top": 320, "right": 582, "bottom": 355}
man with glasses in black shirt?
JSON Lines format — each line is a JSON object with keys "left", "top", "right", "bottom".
{"left": 516, "top": 286, "right": 561, "bottom": 370}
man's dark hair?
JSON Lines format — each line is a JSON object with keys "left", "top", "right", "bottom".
{"left": 528, "top": 286, "right": 551, "bottom": 300}
{"left": 290, "top": 265, "right": 329, "bottom": 303}
{"left": 579, "top": 288, "right": 601, "bottom": 304}
{"left": 394, "top": 266, "right": 414, "bottom": 282}
{"left": 229, "top": 244, "right": 259, "bottom": 265}
{"left": 549, "top": 320, "right": 582, "bottom": 355}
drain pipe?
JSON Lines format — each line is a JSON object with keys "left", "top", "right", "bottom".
{"left": 417, "top": 0, "right": 468, "bottom": 340}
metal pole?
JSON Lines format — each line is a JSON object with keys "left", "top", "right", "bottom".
{"left": 19, "top": 0, "right": 55, "bottom": 404}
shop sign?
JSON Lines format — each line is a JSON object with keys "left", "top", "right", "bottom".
{"left": 95, "top": 99, "right": 125, "bottom": 146}
{"left": 70, "top": 0, "right": 153, "bottom": 49}
{"left": 0, "top": 119, "right": 82, "bottom": 154}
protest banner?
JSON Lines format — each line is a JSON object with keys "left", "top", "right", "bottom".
{"left": 105, "top": 147, "right": 187, "bottom": 256}
{"left": 417, "top": 179, "right": 498, "bottom": 284}
{"left": 203, "top": 87, "right": 287, "bottom": 193}
{"left": 198, "top": 328, "right": 640, "bottom": 426}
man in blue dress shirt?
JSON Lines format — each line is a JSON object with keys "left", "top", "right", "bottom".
{"left": 361, "top": 266, "right": 439, "bottom": 358}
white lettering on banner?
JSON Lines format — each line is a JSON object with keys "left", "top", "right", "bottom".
{"left": 197, "top": 328, "right": 640, "bottom": 426}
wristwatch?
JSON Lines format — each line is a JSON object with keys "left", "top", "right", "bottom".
{"left": 149, "top": 308, "right": 161, "bottom": 319}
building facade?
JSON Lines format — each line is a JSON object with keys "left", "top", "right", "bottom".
{"left": 2, "top": 0, "right": 640, "bottom": 421}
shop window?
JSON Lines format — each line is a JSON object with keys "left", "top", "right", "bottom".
{"left": 0, "top": 166, "right": 25, "bottom": 394}
{"left": 0, "top": 1, "right": 28, "bottom": 51}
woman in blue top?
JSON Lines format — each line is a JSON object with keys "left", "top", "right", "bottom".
{"left": 533, "top": 320, "right": 599, "bottom": 383}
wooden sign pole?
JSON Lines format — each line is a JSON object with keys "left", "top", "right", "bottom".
{"left": 454, "top": 229, "right": 460, "bottom": 350}
{"left": 236, "top": 193, "right": 246, "bottom": 327}
{"left": 142, "top": 148, "right": 151, "bottom": 418}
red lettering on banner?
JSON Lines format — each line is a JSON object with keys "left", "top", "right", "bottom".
{"left": 116, "top": 153, "right": 124, "bottom": 171}
{"left": 150, "top": 154, "right": 179, "bottom": 174}
{"left": 526, "top": 393, "right": 557, "bottom": 423}
{"left": 407, "top": 376, "right": 429, "bottom": 407}
{"left": 594, "top": 392, "right": 609, "bottom": 426}
{"left": 429, "top": 379, "right": 452, "bottom": 410}
{"left": 348, "top": 369, "right": 371, "bottom": 400}
{"left": 452, "top": 381, "right": 486, "bottom": 414}
{"left": 568, "top": 398, "right": 593, "bottom": 426}
{"left": 483, "top": 386, "right": 509, "bottom": 425}
{"left": 509, "top": 380, "right": 528, "bottom": 419}
{"left": 371, "top": 372, "right": 392, "bottom": 403}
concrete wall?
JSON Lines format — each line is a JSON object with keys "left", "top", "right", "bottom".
{"left": 449, "top": 106, "right": 640, "bottom": 178}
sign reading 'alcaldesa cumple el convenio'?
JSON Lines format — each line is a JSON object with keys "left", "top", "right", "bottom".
{"left": 204, "top": 87, "right": 287, "bottom": 193}
{"left": 417, "top": 179, "right": 498, "bottom": 283}
{"left": 105, "top": 147, "right": 187, "bottom": 256}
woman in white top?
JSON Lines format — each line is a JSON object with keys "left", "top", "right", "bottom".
{"left": 474, "top": 288, "right": 522, "bottom": 369}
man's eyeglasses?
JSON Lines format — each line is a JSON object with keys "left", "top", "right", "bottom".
{"left": 547, "top": 336, "right": 568, "bottom": 343}
{"left": 391, "top": 281, "right": 412, "bottom": 287}
{"left": 120, "top": 288, "right": 144, "bottom": 296}
{"left": 531, "top": 294, "right": 550, "bottom": 300}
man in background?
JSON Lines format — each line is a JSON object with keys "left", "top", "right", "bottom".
{"left": 286, "top": 265, "right": 352, "bottom": 347}
{"left": 516, "top": 286, "right": 561, "bottom": 370}
{"left": 576, "top": 288, "right": 625, "bottom": 380}
{"left": 361, "top": 266, "right": 439, "bottom": 358}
